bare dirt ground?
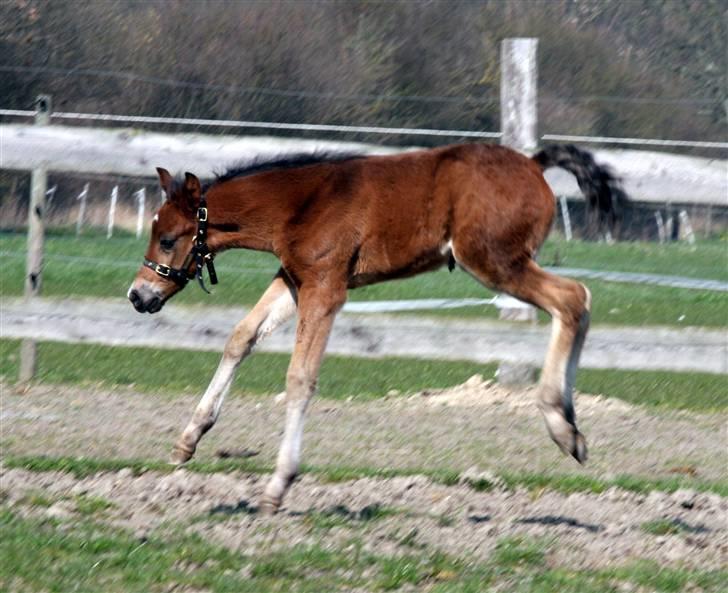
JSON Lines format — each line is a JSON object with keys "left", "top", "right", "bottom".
{"left": 1, "top": 378, "right": 726, "bottom": 571}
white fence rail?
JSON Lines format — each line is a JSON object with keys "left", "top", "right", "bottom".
{"left": 1, "top": 122, "right": 725, "bottom": 205}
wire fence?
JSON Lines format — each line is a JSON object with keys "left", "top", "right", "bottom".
{"left": 2, "top": 108, "right": 726, "bottom": 150}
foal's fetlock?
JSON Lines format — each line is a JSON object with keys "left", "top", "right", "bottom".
{"left": 259, "top": 473, "right": 296, "bottom": 515}
{"left": 170, "top": 441, "right": 196, "bottom": 465}
{"left": 258, "top": 495, "right": 282, "bottom": 516}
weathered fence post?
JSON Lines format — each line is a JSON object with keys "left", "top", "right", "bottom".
{"left": 497, "top": 38, "right": 539, "bottom": 386}
{"left": 501, "top": 38, "right": 538, "bottom": 153}
{"left": 19, "top": 95, "right": 51, "bottom": 384}
{"left": 499, "top": 38, "right": 538, "bottom": 326}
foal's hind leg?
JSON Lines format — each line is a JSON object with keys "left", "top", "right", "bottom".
{"left": 170, "top": 270, "right": 297, "bottom": 464}
{"left": 463, "top": 258, "right": 590, "bottom": 462}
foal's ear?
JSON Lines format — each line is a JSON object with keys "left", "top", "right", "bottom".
{"left": 184, "top": 172, "right": 202, "bottom": 205}
{"left": 156, "top": 167, "right": 173, "bottom": 196}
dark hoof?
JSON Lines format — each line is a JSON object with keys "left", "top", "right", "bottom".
{"left": 571, "top": 431, "right": 588, "bottom": 464}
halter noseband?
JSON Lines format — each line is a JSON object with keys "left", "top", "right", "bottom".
{"left": 143, "top": 195, "right": 219, "bottom": 293}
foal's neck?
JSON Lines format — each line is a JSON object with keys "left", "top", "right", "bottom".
{"left": 203, "top": 172, "right": 312, "bottom": 255}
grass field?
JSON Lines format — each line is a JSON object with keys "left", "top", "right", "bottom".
{"left": 1, "top": 230, "right": 726, "bottom": 326}
{"left": 1, "top": 339, "right": 725, "bottom": 411}
{"left": 2, "top": 509, "right": 725, "bottom": 593}
{"left": 2, "top": 230, "right": 726, "bottom": 593}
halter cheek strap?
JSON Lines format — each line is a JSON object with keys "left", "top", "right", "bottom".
{"left": 143, "top": 195, "right": 219, "bottom": 293}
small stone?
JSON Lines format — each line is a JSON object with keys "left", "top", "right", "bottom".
{"left": 644, "top": 490, "right": 670, "bottom": 511}
{"left": 672, "top": 488, "right": 697, "bottom": 509}
{"left": 46, "top": 502, "right": 73, "bottom": 520}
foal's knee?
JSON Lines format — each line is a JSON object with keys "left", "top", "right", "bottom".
{"left": 223, "top": 323, "right": 256, "bottom": 360}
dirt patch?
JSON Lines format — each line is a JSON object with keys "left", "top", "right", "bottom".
{"left": 1, "top": 379, "right": 726, "bottom": 571}
{"left": 2, "top": 465, "right": 725, "bottom": 571}
{"left": 1, "top": 378, "right": 724, "bottom": 481}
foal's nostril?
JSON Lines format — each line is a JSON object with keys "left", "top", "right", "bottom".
{"left": 129, "top": 289, "right": 145, "bottom": 312}
{"left": 146, "top": 296, "right": 162, "bottom": 314}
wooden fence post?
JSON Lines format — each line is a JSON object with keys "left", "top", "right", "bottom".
{"left": 497, "top": 38, "right": 539, "bottom": 386}
{"left": 499, "top": 38, "right": 538, "bottom": 326}
{"left": 501, "top": 38, "right": 538, "bottom": 153}
{"left": 19, "top": 94, "right": 51, "bottom": 384}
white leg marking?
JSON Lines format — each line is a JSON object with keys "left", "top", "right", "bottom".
{"left": 264, "top": 396, "right": 308, "bottom": 504}
{"left": 174, "top": 279, "right": 296, "bottom": 461}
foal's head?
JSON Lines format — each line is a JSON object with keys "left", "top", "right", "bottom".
{"left": 128, "top": 168, "right": 202, "bottom": 313}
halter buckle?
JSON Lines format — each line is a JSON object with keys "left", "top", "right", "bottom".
{"left": 155, "top": 263, "right": 171, "bottom": 277}
{"left": 197, "top": 207, "right": 208, "bottom": 222}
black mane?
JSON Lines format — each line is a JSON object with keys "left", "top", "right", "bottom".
{"left": 210, "top": 151, "right": 365, "bottom": 187}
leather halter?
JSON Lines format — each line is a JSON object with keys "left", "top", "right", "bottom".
{"left": 143, "top": 195, "right": 219, "bottom": 293}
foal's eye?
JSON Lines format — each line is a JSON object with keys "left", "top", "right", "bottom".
{"left": 160, "top": 237, "right": 176, "bottom": 251}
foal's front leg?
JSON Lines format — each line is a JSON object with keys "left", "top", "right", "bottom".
{"left": 260, "top": 285, "right": 346, "bottom": 513}
{"left": 170, "top": 270, "right": 296, "bottom": 464}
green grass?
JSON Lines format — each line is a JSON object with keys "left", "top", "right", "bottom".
{"left": 576, "top": 368, "right": 727, "bottom": 412}
{"left": 73, "top": 494, "right": 116, "bottom": 516}
{"left": 302, "top": 504, "right": 400, "bottom": 530}
{"left": 1, "top": 510, "right": 725, "bottom": 593}
{"left": 2, "top": 231, "right": 726, "bottom": 326}
{"left": 538, "top": 236, "right": 728, "bottom": 282}
{"left": 0, "top": 339, "right": 494, "bottom": 400}
{"left": 6, "top": 454, "right": 727, "bottom": 497}
{"left": 640, "top": 518, "right": 696, "bottom": 536}
{"left": 492, "top": 536, "right": 547, "bottom": 568}
{"left": 2, "top": 338, "right": 725, "bottom": 412}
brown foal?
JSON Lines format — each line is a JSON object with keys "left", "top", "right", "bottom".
{"left": 128, "top": 143, "right": 625, "bottom": 513}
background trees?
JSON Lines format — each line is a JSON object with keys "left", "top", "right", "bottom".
{"left": 1, "top": 0, "right": 725, "bottom": 145}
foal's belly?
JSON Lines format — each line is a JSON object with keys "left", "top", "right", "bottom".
{"left": 347, "top": 246, "right": 450, "bottom": 289}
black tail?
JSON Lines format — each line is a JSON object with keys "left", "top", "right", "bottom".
{"left": 532, "top": 144, "right": 629, "bottom": 231}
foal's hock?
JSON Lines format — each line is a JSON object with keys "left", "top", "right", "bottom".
{"left": 128, "top": 143, "right": 626, "bottom": 513}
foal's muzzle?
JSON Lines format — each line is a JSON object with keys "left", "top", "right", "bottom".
{"left": 128, "top": 286, "right": 164, "bottom": 314}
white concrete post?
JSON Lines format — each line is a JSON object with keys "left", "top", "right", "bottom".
{"left": 107, "top": 185, "right": 118, "bottom": 239}
{"left": 655, "top": 211, "right": 666, "bottom": 244}
{"left": 135, "top": 188, "right": 146, "bottom": 238}
{"left": 19, "top": 95, "right": 51, "bottom": 383}
{"left": 559, "top": 195, "right": 573, "bottom": 241}
{"left": 76, "top": 183, "right": 89, "bottom": 236}
{"left": 678, "top": 210, "right": 695, "bottom": 244}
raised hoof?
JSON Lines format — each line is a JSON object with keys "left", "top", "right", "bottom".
{"left": 571, "top": 431, "right": 588, "bottom": 464}
{"left": 169, "top": 443, "right": 195, "bottom": 466}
